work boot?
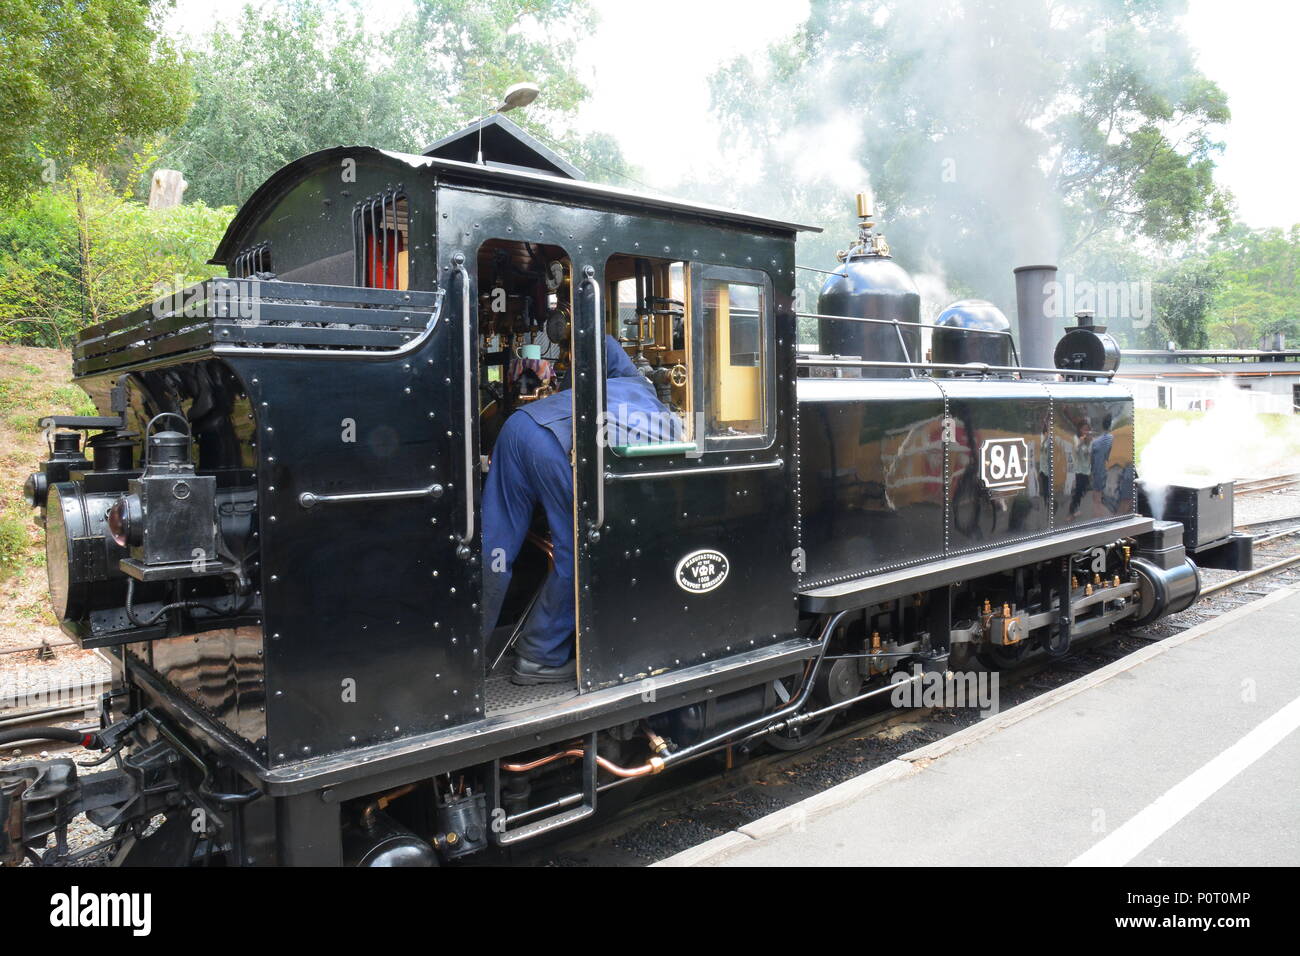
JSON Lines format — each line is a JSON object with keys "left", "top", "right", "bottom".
{"left": 511, "top": 656, "right": 576, "bottom": 686}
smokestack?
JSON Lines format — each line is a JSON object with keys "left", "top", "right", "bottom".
{"left": 1014, "top": 264, "right": 1058, "bottom": 376}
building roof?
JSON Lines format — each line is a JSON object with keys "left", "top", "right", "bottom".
{"left": 1118, "top": 361, "right": 1300, "bottom": 378}
{"left": 1123, "top": 348, "right": 1300, "bottom": 363}
{"left": 1117, "top": 348, "right": 1300, "bottom": 379}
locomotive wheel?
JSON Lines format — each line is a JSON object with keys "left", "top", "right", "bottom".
{"left": 977, "top": 640, "right": 1029, "bottom": 670}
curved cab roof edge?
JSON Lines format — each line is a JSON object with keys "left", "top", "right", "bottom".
{"left": 210, "top": 144, "right": 820, "bottom": 265}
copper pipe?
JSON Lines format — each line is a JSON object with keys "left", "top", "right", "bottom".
{"left": 359, "top": 782, "right": 417, "bottom": 829}
{"left": 526, "top": 529, "right": 556, "bottom": 564}
{"left": 596, "top": 754, "right": 663, "bottom": 778}
{"left": 501, "top": 747, "right": 663, "bottom": 777}
{"left": 501, "top": 748, "right": 584, "bottom": 772}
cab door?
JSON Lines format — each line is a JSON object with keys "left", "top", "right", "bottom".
{"left": 572, "top": 260, "right": 800, "bottom": 691}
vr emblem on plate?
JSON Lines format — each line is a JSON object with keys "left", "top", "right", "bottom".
{"left": 979, "top": 437, "right": 1029, "bottom": 490}
{"left": 675, "top": 549, "right": 729, "bottom": 593}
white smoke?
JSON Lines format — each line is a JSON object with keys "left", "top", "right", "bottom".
{"left": 1138, "top": 380, "right": 1299, "bottom": 517}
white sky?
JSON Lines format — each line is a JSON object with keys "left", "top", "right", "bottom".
{"left": 1179, "top": 0, "right": 1300, "bottom": 230}
{"left": 164, "top": 0, "right": 1299, "bottom": 229}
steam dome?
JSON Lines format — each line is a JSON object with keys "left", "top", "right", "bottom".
{"left": 933, "top": 299, "right": 1013, "bottom": 367}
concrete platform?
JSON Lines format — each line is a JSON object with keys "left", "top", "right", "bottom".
{"left": 659, "top": 588, "right": 1300, "bottom": 867}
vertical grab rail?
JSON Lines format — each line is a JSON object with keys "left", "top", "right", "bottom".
{"left": 581, "top": 267, "right": 606, "bottom": 533}
{"left": 454, "top": 254, "right": 475, "bottom": 549}
{"left": 890, "top": 319, "right": 916, "bottom": 378}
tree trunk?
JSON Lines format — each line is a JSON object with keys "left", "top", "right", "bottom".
{"left": 148, "top": 169, "right": 189, "bottom": 210}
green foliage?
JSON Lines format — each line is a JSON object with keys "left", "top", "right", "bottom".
{"left": 1205, "top": 224, "right": 1300, "bottom": 347}
{"left": 0, "top": 166, "right": 233, "bottom": 347}
{"left": 163, "top": 0, "right": 628, "bottom": 207}
{"left": 0, "top": 506, "right": 27, "bottom": 581}
{"left": 701, "top": 0, "right": 1231, "bottom": 308}
{"left": 0, "top": 0, "right": 192, "bottom": 200}
{"left": 1142, "top": 256, "right": 1222, "bottom": 349}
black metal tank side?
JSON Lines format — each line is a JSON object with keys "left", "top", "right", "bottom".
{"left": 817, "top": 254, "right": 921, "bottom": 377}
{"left": 933, "top": 299, "right": 1013, "bottom": 366}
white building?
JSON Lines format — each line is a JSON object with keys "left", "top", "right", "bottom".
{"left": 1117, "top": 349, "right": 1300, "bottom": 415}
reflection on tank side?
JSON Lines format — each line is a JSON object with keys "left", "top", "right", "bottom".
{"left": 945, "top": 382, "right": 1052, "bottom": 549}
{"left": 799, "top": 380, "right": 945, "bottom": 581}
{"left": 1052, "top": 397, "right": 1136, "bottom": 526}
{"left": 146, "top": 626, "right": 267, "bottom": 746}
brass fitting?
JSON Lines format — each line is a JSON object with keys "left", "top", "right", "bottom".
{"left": 649, "top": 756, "right": 665, "bottom": 775}
{"left": 645, "top": 731, "right": 671, "bottom": 757}
{"left": 856, "top": 190, "right": 874, "bottom": 222}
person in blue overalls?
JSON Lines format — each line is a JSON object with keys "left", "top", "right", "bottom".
{"left": 481, "top": 335, "right": 681, "bottom": 684}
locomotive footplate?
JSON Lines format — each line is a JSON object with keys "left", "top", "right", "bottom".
{"left": 123, "top": 632, "right": 822, "bottom": 800}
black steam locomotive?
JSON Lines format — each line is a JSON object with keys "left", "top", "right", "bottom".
{"left": 3, "top": 118, "right": 1206, "bottom": 866}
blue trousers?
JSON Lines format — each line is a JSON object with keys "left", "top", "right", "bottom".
{"left": 480, "top": 413, "right": 575, "bottom": 667}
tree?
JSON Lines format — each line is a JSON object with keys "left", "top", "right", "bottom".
{"left": 0, "top": 0, "right": 192, "bottom": 200}
{"left": 0, "top": 166, "right": 231, "bottom": 347}
{"left": 1205, "top": 224, "right": 1300, "bottom": 347}
{"left": 162, "top": 0, "right": 628, "bottom": 208}
{"left": 1142, "top": 256, "right": 1221, "bottom": 349}
{"left": 699, "top": 0, "right": 1231, "bottom": 313}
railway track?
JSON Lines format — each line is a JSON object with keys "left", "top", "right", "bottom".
{"left": 0, "top": 681, "right": 107, "bottom": 758}
{"left": 1235, "top": 472, "right": 1300, "bottom": 496}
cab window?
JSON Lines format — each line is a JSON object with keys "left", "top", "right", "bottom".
{"left": 695, "top": 265, "right": 772, "bottom": 450}
{"left": 603, "top": 254, "right": 691, "bottom": 445}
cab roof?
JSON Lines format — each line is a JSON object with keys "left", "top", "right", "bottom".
{"left": 210, "top": 145, "right": 820, "bottom": 265}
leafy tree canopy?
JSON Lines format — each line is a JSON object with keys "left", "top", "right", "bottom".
{"left": 1205, "top": 224, "right": 1300, "bottom": 347}
{"left": 0, "top": 166, "right": 231, "bottom": 347}
{"left": 1143, "top": 255, "right": 1221, "bottom": 348}
{"left": 162, "top": 0, "right": 628, "bottom": 207}
{"left": 0, "top": 0, "right": 192, "bottom": 200}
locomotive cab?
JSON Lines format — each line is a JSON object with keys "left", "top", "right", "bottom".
{"left": 13, "top": 126, "right": 826, "bottom": 859}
